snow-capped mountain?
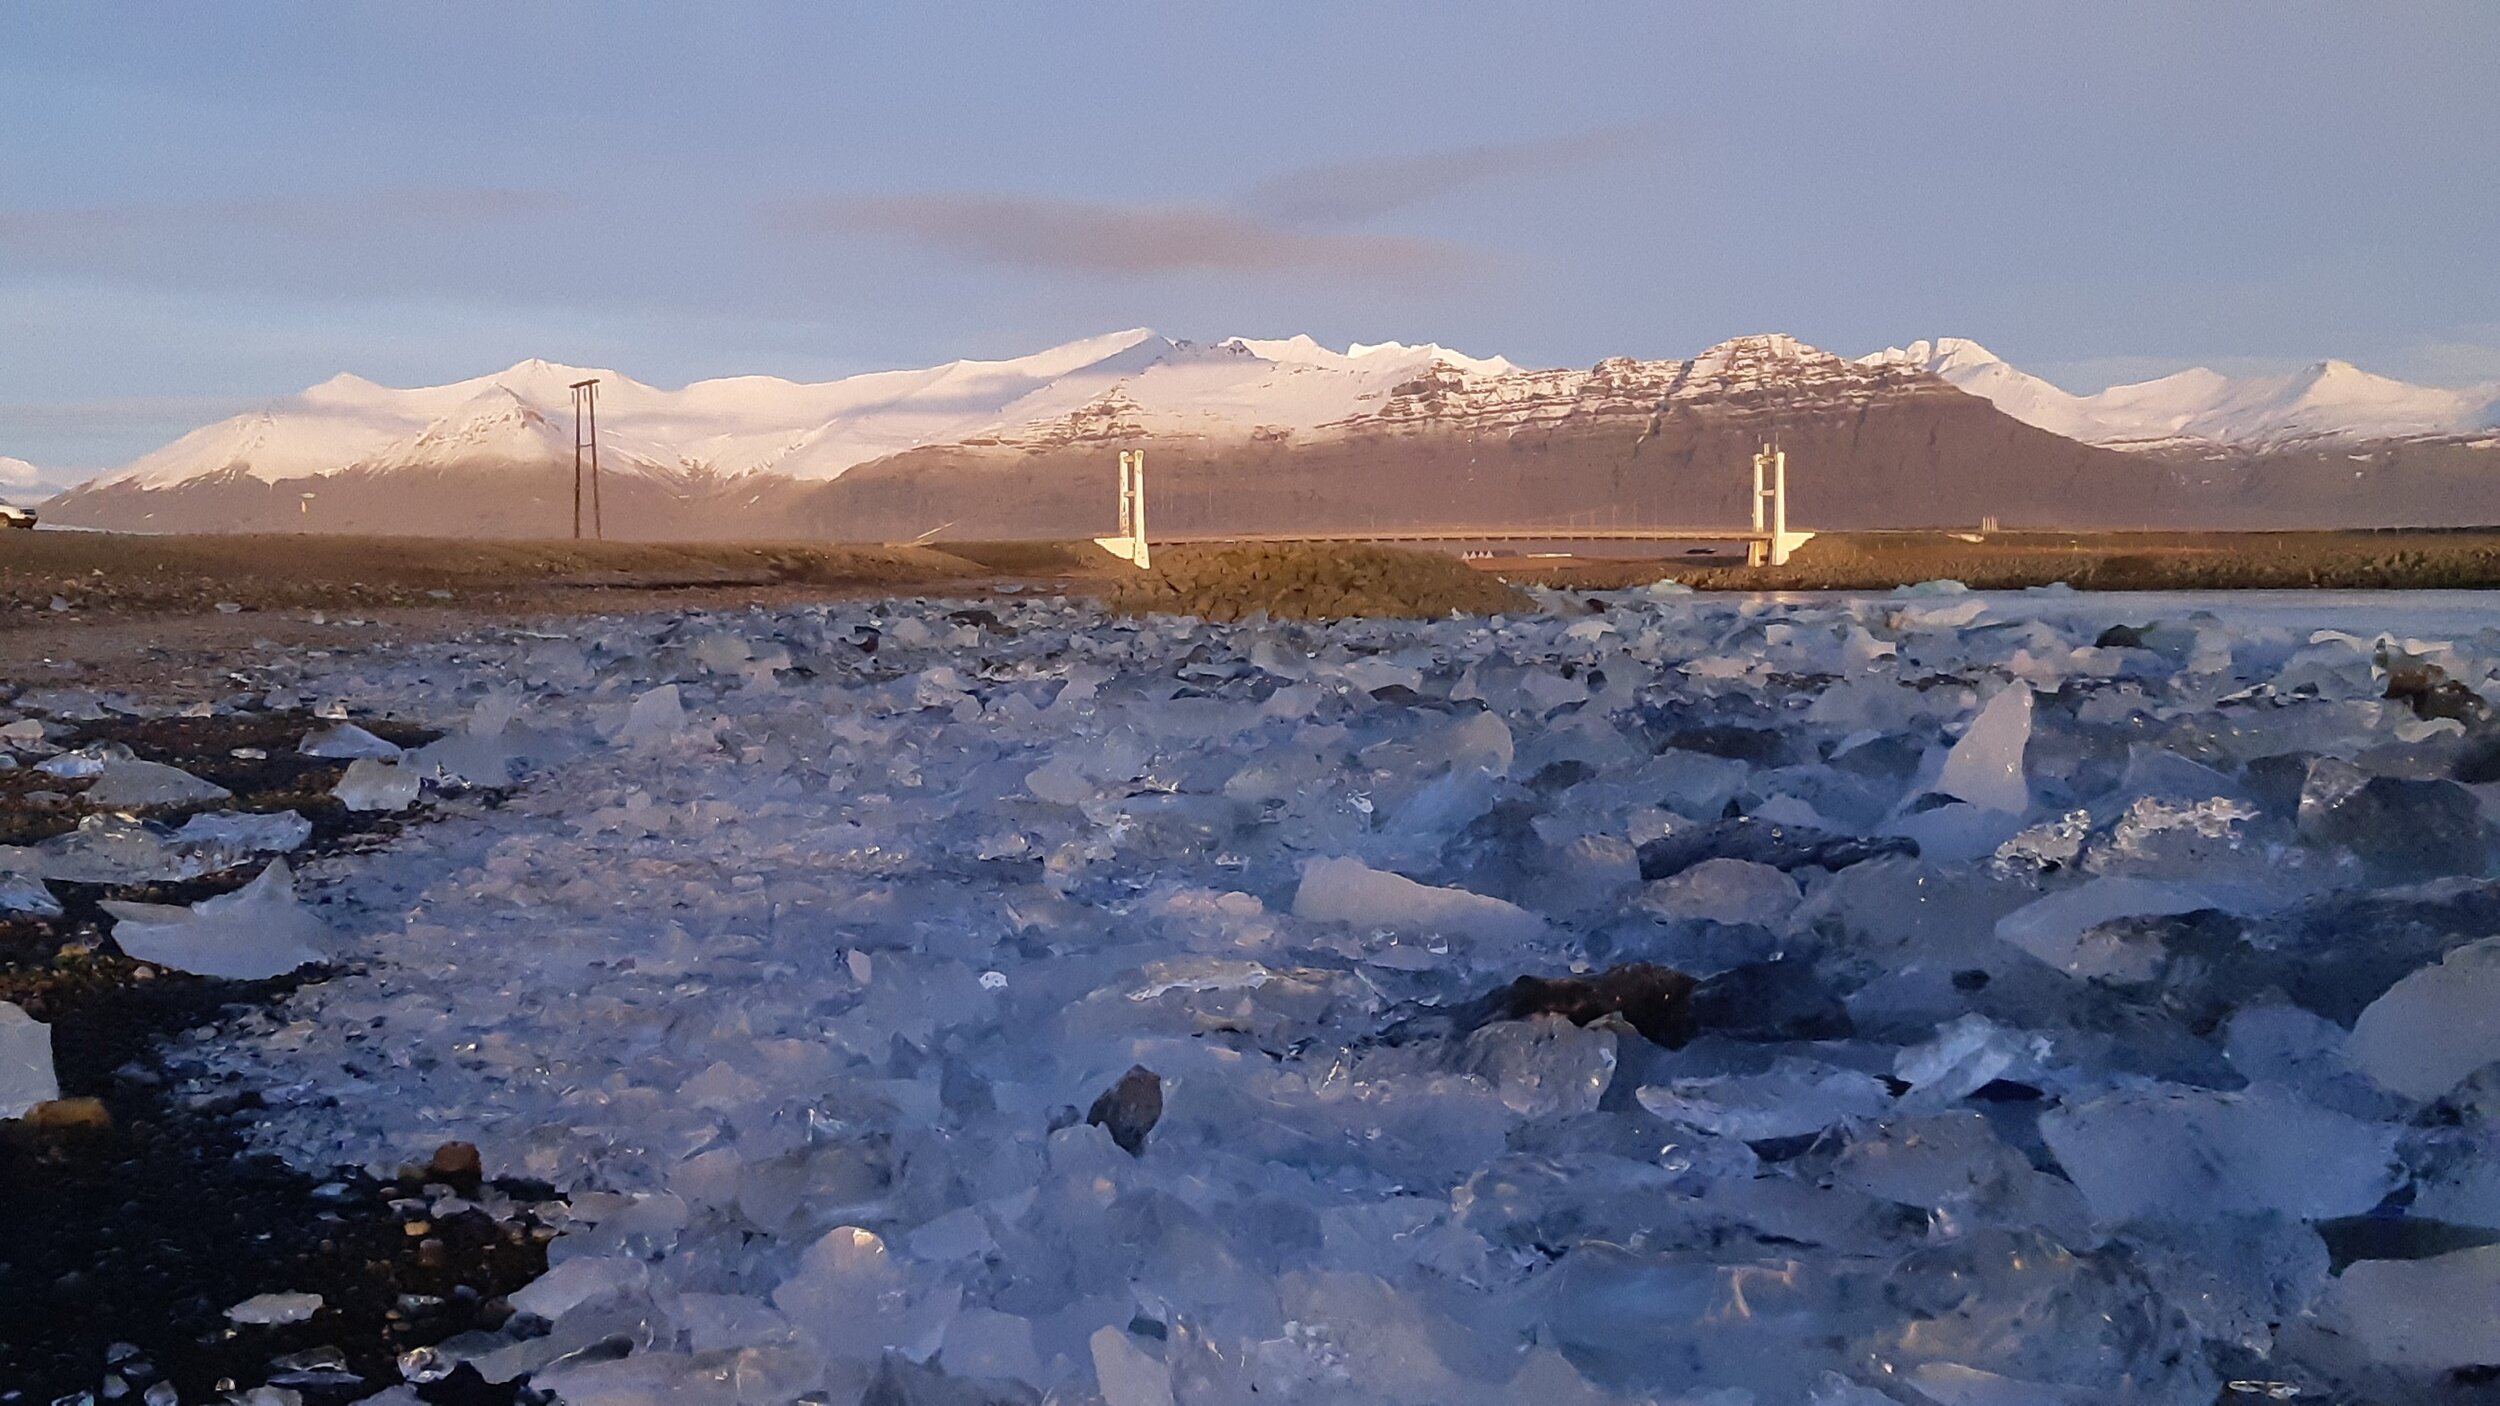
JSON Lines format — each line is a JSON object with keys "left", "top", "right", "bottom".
{"left": 40, "top": 329, "right": 2500, "bottom": 537}
{"left": 82, "top": 331, "right": 1526, "bottom": 495}
{"left": 1867, "top": 339, "right": 2500, "bottom": 450}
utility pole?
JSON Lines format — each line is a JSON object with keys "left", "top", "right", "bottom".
{"left": 570, "top": 378, "right": 603, "bottom": 541}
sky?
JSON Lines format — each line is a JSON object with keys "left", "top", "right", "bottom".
{"left": 3, "top": 3, "right": 2495, "bottom": 476}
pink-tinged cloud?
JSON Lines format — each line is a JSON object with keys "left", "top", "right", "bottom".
{"left": 774, "top": 192, "right": 1471, "bottom": 280}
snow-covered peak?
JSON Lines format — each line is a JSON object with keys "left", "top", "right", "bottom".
{"left": 1865, "top": 340, "right": 2500, "bottom": 450}
{"left": 1223, "top": 335, "right": 1515, "bottom": 377}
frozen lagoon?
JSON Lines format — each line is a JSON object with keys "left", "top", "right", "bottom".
{"left": 155, "top": 585, "right": 2500, "bottom": 1403}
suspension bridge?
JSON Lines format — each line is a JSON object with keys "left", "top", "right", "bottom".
{"left": 1092, "top": 445, "right": 1814, "bottom": 569}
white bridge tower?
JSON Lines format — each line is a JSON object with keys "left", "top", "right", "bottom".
{"left": 1748, "top": 443, "right": 1812, "bottom": 567}
{"left": 1094, "top": 449, "right": 1151, "bottom": 569}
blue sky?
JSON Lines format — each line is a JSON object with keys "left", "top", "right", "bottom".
{"left": 3, "top": 3, "right": 2495, "bottom": 472}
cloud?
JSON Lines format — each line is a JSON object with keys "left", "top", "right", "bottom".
{"left": 775, "top": 193, "right": 1468, "bottom": 279}
{"left": 1243, "top": 128, "right": 1646, "bottom": 226}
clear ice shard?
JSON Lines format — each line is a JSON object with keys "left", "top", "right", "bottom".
{"left": 2318, "top": 1244, "right": 2500, "bottom": 1371}
{"left": 0, "top": 1000, "right": 59, "bottom": 1118}
{"left": 299, "top": 722, "right": 402, "bottom": 759}
{"left": 0, "top": 871, "right": 61, "bottom": 917}
{"left": 2347, "top": 935, "right": 2500, "bottom": 1101}
{"left": 84, "top": 757, "right": 233, "bottom": 809}
{"left": 1091, "top": 1325, "right": 1177, "bottom": 1406}
{"left": 1291, "top": 855, "right": 1545, "bottom": 944}
{"left": 333, "top": 757, "right": 420, "bottom": 811}
{"left": 2039, "top": 1085, "right": 2399, "bottom": 1224}
{"left": 1935, "top": 683, "right": 2033, "bottom": 813}
{"left": 1992, "top": 876, "right": 2213, "bottom": 978}
{"left": 103, "top": 859, "right": 330, "bottom": 978}
{"left": 225, "top": 1292, "right": 323, "bottom": 1325}
{"left": 171, "top": 808, "right": 313, "bottom": 857}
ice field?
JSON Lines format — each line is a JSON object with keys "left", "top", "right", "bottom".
{"left": 95, "top": 586, "right": 2500, "bottom": 1402}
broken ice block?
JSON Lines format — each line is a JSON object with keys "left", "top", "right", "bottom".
{"left": 2319, "top": 1244, "right": 2500, "bottom": 1371}
{"left": 2348, "top": 936, "right": 2500, "bottom": 1101}
{"left": 333, "top": 757, "right": 420, "bottom": 811}
{"left": 1, "top": 1001, "right": 59, "bottom": 1119}
{"left": 1993, "top": 877, "right": 2212, "bottom": 979}
{"left": 1935, "top": 684, "right": 2032, "bottom": 814}
{"left": 771, "top": 1226, "right": 956, "bottom": 1363}
{"left": 172, "top": 809, "right": 313, "bottom": 857}
{"left": 1091, "top": 1326, "right": 1176, "bottom": 1406}
{"left": 612, "top": 684, "right": 690, "bottom": 748}
{"left": 1292, "top": 856, "right": 1545, "bottom": 944}
{"left": 299, "top": 722, "right": 402, "bottom": 759}
{"left": 85, "top": 758, "right": 232, "bottom": 809}
{"left": 1639, "top": 857, "right": 1801, "bottom": 926}
{"left": 1637, "top": 1059, "right": 1891, "bottom": 1141}
{"left": 103, "top": 859, "right": 331, "bottom": 979}
{"left": 2039, "top": 1085, "right": 2399, "bottom": 1224}
{"left": 226, "top": 1292, "right": 323, "bottom": 1325}
{"left": 1894, "top": 1014, "right": 2044, "bottom": 1105}
{"left": 0, "top": 871, "right": 61, "bottom": 918}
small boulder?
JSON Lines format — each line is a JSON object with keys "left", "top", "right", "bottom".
{"left": 1086, "top": 1066, "right": 1163, "bottom": 1156}
{"left": 1454, "top": 962, "right": 1697, "bottom": 1049}
{"left": 24, "top": 1096, "right": 111, "bottom": 1132}
{"left": 428, "top": 1139, "right": 483, "bottom": 1194}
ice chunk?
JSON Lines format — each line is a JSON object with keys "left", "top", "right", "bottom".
{"left": 85, "top": 758, "right": 232, "bottom": 809}
{"left": 2039, "top": 1086, "right": 2400, "bottom": 1224}
{"left": 1091, "top": 1325, "right": 1176, "bottom": 1406}
{"left": 299, "top": 722, "right": 402, "bottom": 759}
{"left": 507, "top": 1255, "right": 650, "bottom": 1321}
{"left": 1992, "top": 877, "right": 2212, "bottom": 979}
{"left": 1292, "top": 857, "right": 1545, "bottom": 945}
{"left": 2319, "top": 1245, "right": 2500, "bottom": 1371}
{"left": 35, "top": 741, "right": 127, "bottom": 778}
{"left": 1, "top": 1001, "right": 60, "bottom": 1119}
{"left": 333, "top": 757, "right": 420, "bottom": 811}
{"left": 1894, "top": 1014, "right": 2045, "bottom": 1105}
{"left": 2348, "top": 936, "right": 2500, "bottom": 1101}
{"left": 612, "top": 683, "right": 692, "bottom": 748}
{"left": 772, "top": 1226, "right": 956, "bottom": 1364}
{"left": 103, "top": 860, "right": 331, "bottom": 978}
{"left": 173, "top": 809, "right": 313, "bottom": 856}
{"left": 226, "top": 1292, "right": 322, "bottom": 1325}
{"left": 1638, "top": 1058, "right": 1891, "bottom": 1140}
{"left": 1462, "top": 1015, "right": 1619, "bottom": 1116}
{"left": 1935, "top": 684, "right": 2032, "bottom": 814}
{"left": 0, "top": 872, "right": 61, "bottom": 918}
{"left": 1639, "top": 857, "right": 1801, "bottom": 926}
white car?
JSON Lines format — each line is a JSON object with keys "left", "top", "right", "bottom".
{"left": 0, "top": 505, "right": 34, "bottom": 529}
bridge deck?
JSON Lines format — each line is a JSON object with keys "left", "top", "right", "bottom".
{"left": 1147, "top": 527, "right": 1776, "bottom": 545}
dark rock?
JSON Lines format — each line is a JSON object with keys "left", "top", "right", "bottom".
{"left": 1085, "top": 1066, "right": 1163, "bottom": 1156}
{"left": 1451, "top": 963, "right": 1697, "bottom": 1049}
{"left": 427, "top": 1140, "right": 482, "bottom": 1195}
{"left": 1689, "top": 959, "right": 1852, "bottom": 1041}
{"left": 1526, "top": 759, "right": 1597, "bottom": 793}
{"left": 2094, "top": 623, "right": 2150, "bottom": 649}
{"left": 1637, "top": 816, "right": 1916, "bottom": 882}
{"left": 2382, "top": 648, "right": 2492, "bottom": 725}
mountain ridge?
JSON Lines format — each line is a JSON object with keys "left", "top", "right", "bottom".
{"left": 36, "top": 331, "right": 2500, "bottom": 538}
